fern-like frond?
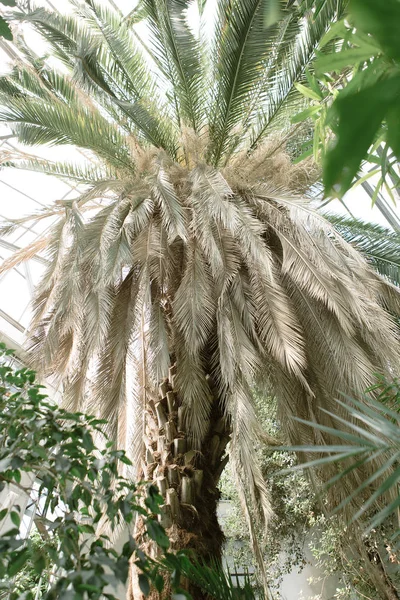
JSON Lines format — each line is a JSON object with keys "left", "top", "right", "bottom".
{"left": 208, "top": 0, "right": 292, "bottom": 164}
{"left": 142, "top": 0, "right": 205, "bottom": 132}
{"left": 249, "top": 0, "right": 347, "bottom": 149}
{"left": 4, "top": 157, "right": 116, "bottom": 184}
{"left": 326, "top": 214, "right": 400, "bottom": 288}
{"left": 0, "top": 95, "right": 132, "bottom": 170}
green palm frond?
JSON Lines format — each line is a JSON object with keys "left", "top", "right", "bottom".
{"left": 171, "top": 554, "right": 263, "bottom": 600}
{"left": 142, "top": 0, "right": 205, "bottom": 132}
{"left": 77, "top": 0, "right": 157, "bottom": 101}
{"left": 326, "top": 214, "right": 400, "bottom": 287}
{"left": 208, "top": 0, "right": 292, "bottom": 164}
{"left": 75, "top": 0, "right": 178, "bottom": 148}
{"left": 249, "top": 0, "right": 347, "bottom": 148}
{"left": 0, "top": 95, "right": 132, "bottom": 169}
{"left": 13, "top": 7, "right": 98, "bottom": 71}
{"left": 2, "top": 157, "right": 117, "bottom": 184}
{"left": 14, "top": 6, "right": 177, "bottom": 154}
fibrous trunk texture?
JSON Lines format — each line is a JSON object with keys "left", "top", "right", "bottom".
{"left": 128, "top": 365, "right": 229, "bottom": 600}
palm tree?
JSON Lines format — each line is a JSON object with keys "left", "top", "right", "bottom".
{"left": 1, "top": 1, "right": 400, "bottom": 597}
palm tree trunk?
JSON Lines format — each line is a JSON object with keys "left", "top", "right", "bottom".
{"left": 128, "top": 366, "right": 230, "bottom": 600}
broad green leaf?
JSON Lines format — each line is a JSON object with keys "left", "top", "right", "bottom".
{"left": 7, "top": 548, "right": 29, "bottom": 577}
{"left": 138, "top": 574, "right": 150, "bottom": 596}
{"left": 387, "top": 103, "right": 400, "bottom": 160}
{"left": 32, "top": 553, "right": 46, "bottom": 575}
{"left": 0, "top": 0, "right": 16, "bottom": 5}
{"left": 78, "top": 524, "right": 95, "bottom": 534}
{"left": 324, "top": 74, "right": 400, "bottom": 195}
{"left": 350, "top": 0, "right": 400, "bottom": 61}
{"left": 146, "top": 519, "right": 170, "bottom": 549}
{"left": 294, "top": 83, "right": 323, "bottom": 101}
{"left": 318, "top": 18, "right": 348, "bottom": 49}
{"left": 0, "top": 16, "right": 12, "bottom": 40}
{"left": 315, "top": 46, "right": 378, "bottom": 74}
{"left": 10, "top": 511, "right": 20, "bottom": 527}
{"left": 82, "top": 430, "right": 95, "bottom": 451}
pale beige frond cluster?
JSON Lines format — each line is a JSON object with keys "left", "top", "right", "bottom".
{"left": 5, "top": 136, "right": 400, "bottom": 526}
{"left": 0, "top": 0, "right": 372, "bottom": 586}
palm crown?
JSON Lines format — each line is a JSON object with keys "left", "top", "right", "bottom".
{"left": 1, "top": 0, "right": 400, "bottom": 591}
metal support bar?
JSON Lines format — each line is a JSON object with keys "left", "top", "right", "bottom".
{"left": 0, "top": 308, "right": 25, "bottom": 332}
{"left": 0, "top": 238, "right": 49, "bottom": 266}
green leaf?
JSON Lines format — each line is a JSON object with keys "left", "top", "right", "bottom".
{"left": 294, "top": 83, "right": 323, "bottom": 101}
{"left": 0, "top": 16, "right": 12, "bottom": 40}
{"left": 387, "top": 103, "right": 400, "bottom": 160}
{"left": 0, "top": 0, "right": 16, "bottom": 6}
{"left": 8, "top": 548, "right": 29, "bottom": 577}
{"left": 138, "top": 574, "right": 150, "bottom": 596}
{"left": 291, "top": 105, "right": 321, "bottom": 124}
{"left": 77, "top": 584, "right": 102, "bottom": 592}
{"left": 146, "top": 519, "right": 170, "bottom": 549}
{"left": 0, "top": 508, "right": 8, "bottom": 520}
{"left": 264, "top": 0, "right": 281, "bottom": 27}
{"left": 32, "top": 553, "right": 46, "bottom": 575}
{"left": 154, "top": 574, "right": 164, "bottom": 593}
{"left": 122, "top": 535, "right": 137, "bottom": 557}
{"left": 78, "top": 524, "right": 95, "bottom": 534}
{"left": 324, "top": 73, "right": 400, "bottom": 195}
{"left": 82, "top": 431, "right": 95, "bottom": 451}
{"left": 318, "top": 18, "right": 348, "bottom": 49}
{"left": 10, "top": 511, "right": 20, "bottom": 527}
{"left": 315, "top": 46, "right": 378, "bottom": 74}
{"left": 350, "top": 0, "right": 400, "bottom": 61}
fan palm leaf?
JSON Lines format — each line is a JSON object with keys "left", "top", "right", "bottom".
{"left": 283, "top": 390, "right": 400, "bottom": 542}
